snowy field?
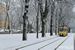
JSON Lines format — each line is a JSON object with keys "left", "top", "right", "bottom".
{"left": 0, "top": 33, "right": 74, "bottom": 50}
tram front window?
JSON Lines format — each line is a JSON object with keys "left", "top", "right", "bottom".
{"left": 60, "top": 28, "right": 63, "bottom": 31}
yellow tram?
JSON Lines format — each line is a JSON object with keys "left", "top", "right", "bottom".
{"left": 58, "top": 27, "right": 68, "bottom": 36}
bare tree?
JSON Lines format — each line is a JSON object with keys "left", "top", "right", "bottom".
{"left": 5, "top": 1, "right": 11, "bottom": 34}
{"left": 38, "top": 0, "right": 50, "bottom": 37}
{"left": 23, "top": 0, "right": 30, "bottom": 40}
{"left": 50, "top": 0, "right": 56, "bottom": 36}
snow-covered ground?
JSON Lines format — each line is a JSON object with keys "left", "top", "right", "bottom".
{"left": 0, "top": 33, "right": 74, "bottom": 50}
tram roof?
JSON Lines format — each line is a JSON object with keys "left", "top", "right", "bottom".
{"left": 59, "top": 27, "right": 68, "bottom": 29}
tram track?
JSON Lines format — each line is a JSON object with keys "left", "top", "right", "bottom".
{"left": 4, "top": 35, "right": 71, "bottom": 50}
{"left": 38, "top": 35, "right": 71, "bottom": 50}
{"left": 38, "top": 38, "right": 62, "bottom": 50}
{"left": 15, "top": 36, "right": 59, "bottom": 50}
{"left": 54, "top": 35, "right": 71, "bottom": 50}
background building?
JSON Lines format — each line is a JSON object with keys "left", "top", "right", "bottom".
{"left": 0, "top": 2, "right": 8, "bottom": 29}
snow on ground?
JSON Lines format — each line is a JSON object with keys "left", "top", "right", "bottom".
{"left": 0, "top": 33, "right": 56, "bottom": 50}
{"left": 0, "top": 33, "right": 74, "bottom": 50}
{"left": 57, "top": 34, "right": 74, "bottom": 50}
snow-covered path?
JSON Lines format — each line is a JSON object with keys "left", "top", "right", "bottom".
{"left": 40, "top": 34, "right": 74, "bottom": 50}
{"left": 0, "top": 33, "right": 74, "bottom": 50}
{"left": 57, "top": 34, "right": 74, "bottom": 50}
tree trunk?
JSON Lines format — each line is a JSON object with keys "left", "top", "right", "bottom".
{"left": 27, "top": 19, "right": 29, "bottom": 33}
{"left": 6, "top": 4, "right": 11, "bottom": 34}
{"left": 50, "top": 1, "right": 55, "bottom": 36}
{"left": 23, "top": 14, "right": 27, "bottom": 40}
{"left": 38, "top": 0, "right": 49, "bottom": 37}
{"left": 8, "top": 14, "right": 10, "bottom": 34}
{"left": 55, "top": 9, "right": 57, "bottom": 35}
{"left": 50, "top": 15, "right": 53, "bottom": 36}
{"left": 37, "top": 15, "right": 39, "bottom": 38}
{"left": 4, "top": 16, "right": 7, "bottom": 31}
{"left": 10, "top": 17, "right": 13, "bottom": 34}
{"left": 36, "top": 3, "right": 40, "bottom": 38}
{"left": 58, "top": 19, "right": 59, "bottom": 33}
{"left": 22, "top": 0, "right": 29, "bottom": 40}
{"left": 42, "top": 19, "right": 45, "bottom": 37}
{"left": 55, "top": 16, "right": 57, "bottom": 35}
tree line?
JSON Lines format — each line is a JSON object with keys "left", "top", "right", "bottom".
{"left": 2, "top": 0, "right": 74, "bottom": 40}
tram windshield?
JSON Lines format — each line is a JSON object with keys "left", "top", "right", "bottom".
{"left": 60, "top": 28, "right": 63, "bottom": 31}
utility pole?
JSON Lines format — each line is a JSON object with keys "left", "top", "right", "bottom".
{"left": 23, "top": 0, "right": 29, "bottom": 41}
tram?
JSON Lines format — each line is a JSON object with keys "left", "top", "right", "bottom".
{"left": 58, "top": 27, "right": 68, "bottom": 36}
